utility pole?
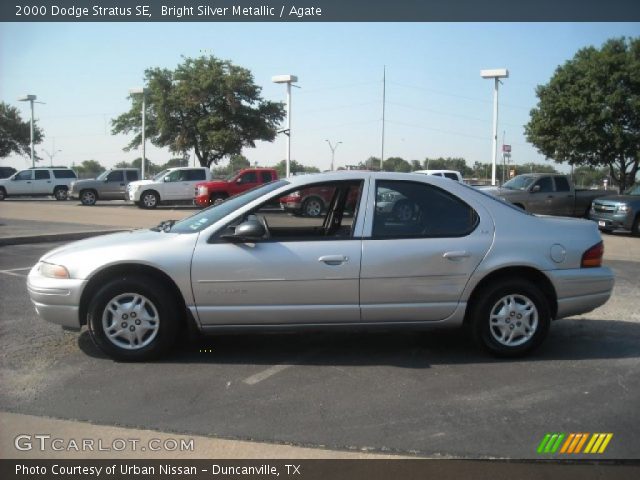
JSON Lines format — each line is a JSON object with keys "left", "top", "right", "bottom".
{"left": 43, "top": 139, "right": 61, "bottom": 167}
{"left": 381, "top": 65, "right": 386, "bottom": 171}
{"left": 325, "top": 140, "right": 342, "bottom": 171}
{"left": 480, "top": 69, "right": 509, "bottom": 186}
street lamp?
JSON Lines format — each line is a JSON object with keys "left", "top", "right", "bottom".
{"left": 18, "top": 94, "right": 42, "bottom": 168}
{"left": 480, "top": 68, "right": 509, "bottom": 186}
{"left": 272, "top": 74, "right": 298, "bottom": 178}
{"left": 325, "top": 140, "right": 342, "bottom": 171}
{"left": 129, "top": 87, "right": 148, "bottom": 179}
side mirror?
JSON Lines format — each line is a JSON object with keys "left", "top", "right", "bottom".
{"left": 531, "top": 185, "right": 541, "bottom": 193}
{"left": 221, "top": 220, "right": 266, "bottom": 242}
{"left": 236, "top": 178, "right": 243, "bottom": 184}
{"left": 164, "top": 176, "right": 171, "bottom": 183}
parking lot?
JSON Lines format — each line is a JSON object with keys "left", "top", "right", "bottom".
{"left": 0, "top": 200, "right": 639, "bottom": 459}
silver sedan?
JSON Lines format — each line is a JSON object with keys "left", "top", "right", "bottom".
{"left": 27, "top": 171, "right": 614, "bottom": 360}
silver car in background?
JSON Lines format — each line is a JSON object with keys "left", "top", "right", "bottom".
{"left": 27, "top": 171, "right": 614, "bottom": 360}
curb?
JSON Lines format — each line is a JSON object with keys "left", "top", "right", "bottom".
{"left": 0, "top": 230, "right": 128, "bottom": 247}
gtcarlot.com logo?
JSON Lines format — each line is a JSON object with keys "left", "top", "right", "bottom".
{"left": 537, "top": 433, "right": 613, "bottom": 455}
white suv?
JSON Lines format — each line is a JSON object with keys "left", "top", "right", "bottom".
{"left": 414, "top": 170, "right": 464, "bottom": 182}
{"left": 127, "top": 167, "right": 213, "bottom": 209}
{"left": 0, "top": 167, "right": 77, "bottom": 201}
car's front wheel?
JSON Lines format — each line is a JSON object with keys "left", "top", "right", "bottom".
{"left": 140, "top": 190, "right": 159, "bottom": 209}
{"left": 87, "top": 276, "right": 180, "bottom": 361}
{"left": 80, "top": 189, "right": 97, "bottom": 206}
{"left": 469, "top": 279, "right": 550, "bottom": 357}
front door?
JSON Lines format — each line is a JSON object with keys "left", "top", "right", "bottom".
{"left": 191, "top": 180, "right": 365, "bottom": 326}
{"left": 7, "top": 170, "right": 33, "bottom": 195}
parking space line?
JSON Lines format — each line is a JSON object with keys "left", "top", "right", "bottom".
{"left": 242, "top": 347, "right": 325, "bottom": 385}
{"left": 0, "top": 267, "right": 31, "bottom": 277}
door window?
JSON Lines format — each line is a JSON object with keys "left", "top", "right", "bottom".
{"left": 14, "top": 170, "right": 32, "bottom": 181}
{"left": 218, "top": 181, "right": 363, "bottom": 241}
{"left": 534, "top": 177, "right": 553, "bottom": 193}
{"left": 126, "top": 171, "right": 139, "bottom": 181}
{"left": 261, "top": 171, "right": 274, "bottom": 183}
{"left": 53, "top": 169, "right": 76, "bottom": 179}
{"left": 554, "top": 177, "right": 570, "bottom": 192}
{"left": 166, "top": 170, "right": 186, "bottom": 182}
{"left": 106, "top": 171, "right": 124, "bottom": 182}
{"left": 373, "top": 180, "right": 478, "bottom": 238}
{"left": 34, "top": 170, "right": 50, "bottom": 180}
{"left": 239, "top": 171, "right": 258, "bottom": 184}
{"left": 185, "top": 169, "right": 206, "bottom": 181}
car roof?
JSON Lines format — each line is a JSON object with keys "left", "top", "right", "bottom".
{"left": 283, "top": 170, "right": 456, "bottom": 187}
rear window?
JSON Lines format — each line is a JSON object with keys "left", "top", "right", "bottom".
{"left": 185, "top": 169, "right": 206, "bottom": 181}
{"left": 443, "top": 172, "right": 459, "bottom": 180}
{"left": 53, "top": 169, "right": 77, "bottom": 179}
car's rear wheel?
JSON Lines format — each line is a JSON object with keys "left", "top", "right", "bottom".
{"left": 87, "top": 275, "right": 180, "bottom": 361}
{"left": 140, "top": 190, "right": 159, "bottom": 209}
{"left": 53, "top": 186, "right": 68, "bottom": 201}
{"left": 302, "top": 197, "right": 324, "bottom": 217}
{"left": 469, "top": 279, "right": 550, "bottom": 357}
{"left": 80, "top": 189, "right": 97, "bottom": 206}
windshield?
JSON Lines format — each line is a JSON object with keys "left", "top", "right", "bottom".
{"left": 96, "top": 170, "right": 109, "bottom": 180}
{"left": 624, "top": 183, "right": 640, "bottom": 195}
{"left": 153, "top": 169, "right": 169, "bottom": 181}
{"left": 170, "top": 180, "right": 289, "bottom": 233}
{"left": 502, "top": 175, "right": 536, "bottom": 190}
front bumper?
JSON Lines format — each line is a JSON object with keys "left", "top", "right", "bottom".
{"left": 547, "top": 267, "right": 615, "bottom": 318}
{"left": 194, "top": 194, "right": 209, "bottom": 207}
{"left": 588, "top": 211, "right": 633, "bottom": 231}
{"left": 27, "top": 264, "right": 86, "bottom": 329}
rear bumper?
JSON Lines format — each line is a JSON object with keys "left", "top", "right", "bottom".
{"left": 547, "top": 267, "right": 615, "bottom": 318}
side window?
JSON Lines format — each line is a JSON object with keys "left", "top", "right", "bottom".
{"left": 15, "top": 170, "right": 33, "bottom": 181}
{"left": 34, "top": 170, "right": 50, "bottom": 180}
{"left": 534, "top": 177, "right": 553, "bottom": 193}
{"left": 106, "top": 171, "right": 124, "bottom": 182}
{"left": 221, "top": 181, "right": 363, "bottom": 241}
{"left": 261, "top": 171, "right": 273, "bottom": 183}
{"left": 166, "top": 170, "right": 184, "bottom": 182}
{"left": 239, "top": 172, "right": 258, "bottom": 184}
{"left": 126, "top": 171, "right": 139, "bottom": 182}
{"left": 373, "top": 180, "right": 478, "bottom": 238}
{"left": 53, "top": 169, "right": 76, "bottom": 179}
{"left": 186, "top": 169, "right": 206, "bottom": 181}
{"left": 554, "top": 176, "right": 570, "bottom": 192}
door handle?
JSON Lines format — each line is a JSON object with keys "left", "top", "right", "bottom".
{"left": 318, "top": 255, "right": 348, "bottom": 265}
{"left": 443, "top": 251, "right": 470, "bottom": 260}
{"left": 47, "top": 181, "right": 51, "bottom": 183}
{"left": 26, "top": 181, "right": 31, "bottom": 183}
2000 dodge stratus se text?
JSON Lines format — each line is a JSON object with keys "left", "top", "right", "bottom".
{"left": 27, "top": 172, "right": 614, "bottom": 361}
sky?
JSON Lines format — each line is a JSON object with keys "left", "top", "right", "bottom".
{"left": 1, "top": 22, "right": 639, "bottom": 174}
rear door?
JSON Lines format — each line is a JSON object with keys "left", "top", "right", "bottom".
{"left": 360, "top": 179, "right": 493, "bottom": 322}
{"left": 32, "top": 169, "right": 52, "bottom": 194}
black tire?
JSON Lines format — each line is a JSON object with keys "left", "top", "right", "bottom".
{"left": 139, "top": 190, "right": 159, "bottom": 209}
{"left": 80, "top": 189, "right": 98, "bottom": 206}
{"left": 469, "top": 278, "right": 550, "bottom": 357}
{"left": 210, "top": 193, "right": 227, "bottom": 206}
{"left": 302, "top": 196, "right": 324, "bottom": 217}
{"left": 0, "top": 187, "right": 5, "bottom": 201}
{"left": 53, "top": 186, "right": 68, "bottom": 201}
{"left": 86, "top": 275, "right": 181, "bottom": 361}
{"left": 600, "top": 228, "right": 613, "bottom": 235}
{"left": 632, "top": 215, "right": 640, "bottom": 237}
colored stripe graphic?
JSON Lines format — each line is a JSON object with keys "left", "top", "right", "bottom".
{"left": 539, "top": 433, "right": 613, "bottom": 454}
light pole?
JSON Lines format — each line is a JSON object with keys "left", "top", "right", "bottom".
{"left": 18, "top": 94, "right": 43, "bottom": 168}
{"left": 325, "top": 140, "right": 342, "bottom": 171}
{"left": 272, "top": 74, "right": 298, "bottom": 178}
{"left": 129, "top": 87, "right": 148, "bottom": 178}
{"left": 480, "top": 68, "right": 508, "bottom": 186}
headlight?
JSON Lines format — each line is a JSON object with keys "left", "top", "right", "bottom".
{"left": 39, "top": 262, "right": 70, "bottom": 279}
{"left": 197, "top": 185, "right": 208, "bottom": 195}
{"left": 617, "top": 204, "right": 630, "bottom": 212}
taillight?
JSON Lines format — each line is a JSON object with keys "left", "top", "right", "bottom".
{"left": 581, "top": 241, "right": 604, "bottom": 268}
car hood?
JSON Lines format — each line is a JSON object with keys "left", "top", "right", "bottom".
{"left": 72, "top": 178, "right": 99, "bottom": 186}
{"left": 128, "top": 180, "right": 155, "bottom": 188}
{"left": 200, "top": 180, "right": 229, "bottom": 188}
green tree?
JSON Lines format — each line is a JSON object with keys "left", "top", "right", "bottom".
{"left": 383, "top": 156, "right": 411, "bottom": 172}
{"left": 525, "top": 37, "right": 640, "bottom": 193}
{"left": 74, "top": 160, "right": 106, "bottom": 179}
{"left": 410, "top": 159, "right": 422, "bottom": 171}
{"left": 111, "top": 55, "right": 285, "bottom": 168}
{"left": 274, "top": 159, "right": 320, "bottom": 178}
{"left": 164, "top": 157, "right": 189, "bottom": 168}
{"left": 424, "top": 157, "right": 471, "bottom": 176}
{"left": 0, "top": 102, "right": 44, "bottom": 159}
{"left": 211, "top": 154, "right": 252, "bottom": 176}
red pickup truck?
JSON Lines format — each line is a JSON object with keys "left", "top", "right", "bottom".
{"left": 194, "top": 168, "right": 278, "bottom": 207}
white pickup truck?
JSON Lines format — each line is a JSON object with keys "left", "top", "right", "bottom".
{"left": 127, "top": 167, "right": 213, "bottom": 209}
